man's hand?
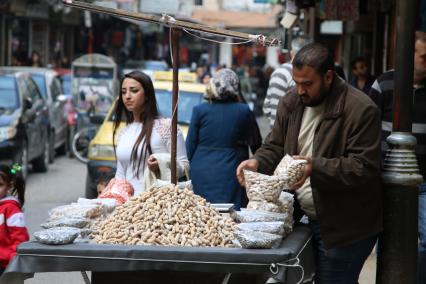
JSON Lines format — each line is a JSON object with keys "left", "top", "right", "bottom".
{"left": 236, "top": 159, "right": 259, "bottom": 186}
{"left": 147, "top": 155, "right": 160, "bottom": 175}
{"left": 290, "top": 156, "right": 312, "bottom": 191}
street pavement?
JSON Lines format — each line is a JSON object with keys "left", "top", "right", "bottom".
{"left": 18, "top": 115, "right": 376, "bottom": 283}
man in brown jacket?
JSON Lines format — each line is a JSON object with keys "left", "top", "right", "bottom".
{"left": 237, "top": 43, "right": 382, "bottom": 283}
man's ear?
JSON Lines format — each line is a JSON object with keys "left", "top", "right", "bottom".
{"left": 324, "top": 70, "right": 334, "bottom": 87}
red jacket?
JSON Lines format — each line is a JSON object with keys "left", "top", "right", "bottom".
{"left": 0, "top": 196, "right": 29, "bottom": 268}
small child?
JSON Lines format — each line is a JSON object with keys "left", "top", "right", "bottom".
{"left": 0, "top": 164, "right": 29, "bottom": 276}
{"left": 96, "top": 173, "right": 114, "bottom": 197}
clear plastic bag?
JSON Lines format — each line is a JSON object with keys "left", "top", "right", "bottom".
{"left": 48, "top": 203, "right": 104, "bottom": 220}
{"left": 231, "top": 209, "right": 287, "bottom": 223}
{"left": 276, "top": 191, "right": 294, "bottom": 214}
{"left": 235, "top": 230, "right": 282, "bottom": 249}
{"left": 247, "top": 200, "right": 281, "bottom": 213}
{"left": 236, "top": 221, "right": 285, "bottom": 235}
{"left": 274, "top": 155, "right": 307, "bottom": 188}
{"left": 40, "top": 217, "right": 89, "bottom": 229}
{"left": 77, "top": 198, "right": 117, "bottom": 213}
{"left": 243, "top": 170, "right": 287, "bottom": 202}
{"left": 33, "top": 227, "right": 81, "bottom": 245}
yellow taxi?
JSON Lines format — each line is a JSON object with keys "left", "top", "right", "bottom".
{"left": 84, "top": 71, "right": 206, "bottom": 198}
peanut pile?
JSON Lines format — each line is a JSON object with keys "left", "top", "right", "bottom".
{"left": 91, "top": 185, "right": 235, "bottom": 247}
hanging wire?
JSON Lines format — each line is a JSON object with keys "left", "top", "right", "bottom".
{"left": 182, "top": 28, "right": 260, "bottom": 45}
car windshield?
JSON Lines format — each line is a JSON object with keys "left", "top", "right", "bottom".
{"left": 0, "top": 77, "right": 19, "bottom": 109}
{"left": 31, "top": 73, "right": 47, "bottom": 99}
{"left": 155, "top": 90, "right": 204, "bottom": 124}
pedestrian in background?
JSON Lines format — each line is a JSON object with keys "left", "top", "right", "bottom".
{"left": 368, "top": 31, "right": 426, "bottom": 284}
{"left": 263, "top": 35, "right": 313, "bottom": 127}
{"left": 112, "top": 71, "right": 189, "bottom": 196}
{"left": 186, "top": 69, "right": 253, "bottom": 210}
{"left": 0, "top": 164, "right": 29, "bottom": 276}
{"left": 28, "top": 50, "right": 43, "bottom": 67}
{"left": 350, "top": 56, "right": 375, "bottom": 94}
{"left": 237, "top": 43, "right": 382, "bottom": 283}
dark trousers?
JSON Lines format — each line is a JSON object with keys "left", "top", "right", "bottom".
{"left": 0, "top": 268, "right": 4, "bottom": 277}
{"left": 309, "top": 220, "right": 377, "bottom": 284}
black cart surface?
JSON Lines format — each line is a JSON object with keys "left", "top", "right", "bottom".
{"left": 0, "top": 226, "right": 314, "bottom": 284}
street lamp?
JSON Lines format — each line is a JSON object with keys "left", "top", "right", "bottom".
{"left": 376, "top": 0, "right": 423, "bottom": 283}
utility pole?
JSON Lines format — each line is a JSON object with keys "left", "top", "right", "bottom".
{"left": 376, "top": 0, "right": 423, "bottom": 283}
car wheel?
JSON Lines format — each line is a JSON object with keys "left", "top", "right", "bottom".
{"left": 85, "top": 174, "right": 97, "bottom": 199}
{"left": 16, "top": 140, "right": 29, "bottom": 180}
{"left": 57, "top": 131, "right": 68, "bottom": 156}
{"left": 49, "top": 133, "right": 55, "bottom": 163}
{"left": 33, "top": 137, "right": 49, "bottom": 172}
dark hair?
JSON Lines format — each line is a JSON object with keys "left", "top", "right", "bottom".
{"left": 112, "top": 71, "right": 159, "bottom": 177}
{"left": 0, "top": 164, "right": 26, "bottom": 205}
{"left": 350, "top": 56, "right": 368, "bottom": 70}
{"left": 293, "top": 43, "right": 335, "bottom": 76}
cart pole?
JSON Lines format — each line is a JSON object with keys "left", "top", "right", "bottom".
{"left": 171, "top": 28, "right": 180, "bottom": 185}
{"left": 376, "top": 0, "right": 423, "bottom": 282}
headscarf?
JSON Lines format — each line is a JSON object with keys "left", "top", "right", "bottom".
{"left": 204, "top": 68, "right": 239, "bottom": 102}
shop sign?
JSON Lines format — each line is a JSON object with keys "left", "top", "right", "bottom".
{"left": 9, "top": 0, "right": 26, "bottom": 15}
{"left": 26, "top": 4, "right": 49, "bottom": 19}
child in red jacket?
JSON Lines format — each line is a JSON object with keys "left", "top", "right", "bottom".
{"left": 0, "top": 164, "right": 29, "bottom": 276}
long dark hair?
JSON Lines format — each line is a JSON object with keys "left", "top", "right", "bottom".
{"left": 112, "top": 71, "right": 159, "bottom": 177}
{"left": 0, "top": 164, "right": 26, "bottom": 205}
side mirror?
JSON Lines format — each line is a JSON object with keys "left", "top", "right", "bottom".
{"left": 24, "top": 98, "right": 33, "bottom": 110}
{"left": 89, "top": 114, "right": 106, "bottom": 125}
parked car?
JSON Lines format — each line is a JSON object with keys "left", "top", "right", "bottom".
{"left": 122, "top": 59, "right": 169, "bottom": 78}
{"left": 0, "top": 69, "right": 50, "bottom": 178}
{"left": 1, "top": 67, "right": 69, "bottom": 162}
{"left": 84, "top": 71, "right": 206, "bottom": 198}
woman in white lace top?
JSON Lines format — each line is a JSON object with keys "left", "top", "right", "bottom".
{"left": 112, "top": 71, "right": 189, "bottom": 195}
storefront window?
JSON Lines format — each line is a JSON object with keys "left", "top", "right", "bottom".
{"left": 9, "top": 18, "right": 29, "bottom": 66}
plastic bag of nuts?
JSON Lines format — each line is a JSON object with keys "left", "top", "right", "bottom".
{"left": 274, "top": 155, "right": 307, "bottom": 188}
{"left": 246, "top": 200, "right": 281, "bottom": 213}
{"left": 235, "top": 230, "right": 282, "bottom": 249}
{"left": 236, "top": 221, "right": 285, "bottom": 235}
{"left": 243, "top": 170, "right": 288, "bottom": 202}
{"left": 232, "top": 209, "right": 287, "bottom": 223}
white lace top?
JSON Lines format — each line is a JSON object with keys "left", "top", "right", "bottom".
{"left": 115, "top": 118, "right": 189, "bottom": 195}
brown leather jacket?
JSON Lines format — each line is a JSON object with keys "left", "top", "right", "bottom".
{"left": 254, "top": 75, "right": 383, "bottom": 249}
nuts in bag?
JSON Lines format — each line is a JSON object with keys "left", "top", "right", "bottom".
{"left": 235, "top": 230, "right": 282, "bottom": 249}
{"left": 48, "top": 203, "right": 104, "bottom": 220}
{"left": 98, "top": 178, "right": 134, "bottom": 205}
{"left": 243, "top": 170, "right": 287, "bottom": 202}
{"left": 273, "top": 154, "right": 307, "bottom": 188}
{"left": 34, "top": 227, "right": 81, "bottom": 245}
{"left": 40, "top": 217, "right": 89, "bottom": 229}
{"left": 236, "top": 221, "right": 285, "bottom": 235}
{"left": 247, "top": 200, "right": 281, "bottom": 213}
{"left": 231, "top": 209, "right": 287, "bottom": 223}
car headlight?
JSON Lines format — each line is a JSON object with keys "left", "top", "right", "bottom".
{"left": 0, "top": 127, "right": 17, "bottom": 142}
{"left": 88, "top": 144, "right": 115, "bottom": 159}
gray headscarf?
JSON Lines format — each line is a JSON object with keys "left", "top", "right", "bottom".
{"left": 204, "top": 68, "right": 239, "bottom": 101}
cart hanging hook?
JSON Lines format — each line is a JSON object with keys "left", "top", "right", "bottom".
{"left": 269, "top": 263, "right": 279, "bottom": 275}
